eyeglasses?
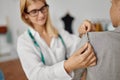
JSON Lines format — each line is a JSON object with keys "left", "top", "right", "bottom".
{"left": 25, "top": 4, "right": 49, "bottom": 17}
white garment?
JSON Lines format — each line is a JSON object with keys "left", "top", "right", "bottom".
{"left": 17, "top": 27, "right": 81, "bottom": 80}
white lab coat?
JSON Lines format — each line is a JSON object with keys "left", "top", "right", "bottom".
{"left": 17, "top": 27, "right": 81, "bottom": 80}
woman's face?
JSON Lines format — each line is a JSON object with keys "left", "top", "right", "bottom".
{"left": 25, "top": 1, "right": 48, "bottom": 27}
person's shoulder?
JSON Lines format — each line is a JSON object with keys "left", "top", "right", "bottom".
{"left": 89, "top": 31, "right": 109, "bottom": 34}
{"left": 80, "top": 31, "right": 111, "bottom": 45}
{"left": 58, "top": 28, "right": 68, "bottom": 34}
{"left": 88, "top": 31, "right": 111, "bottom": 37}
{"left": 87, "top": 31, "right": 114, "bottom": 45}
{"left": 17, "top": 30, "right": 29, "bottom": 43}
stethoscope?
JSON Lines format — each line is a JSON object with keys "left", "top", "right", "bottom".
{"left": 28, "top": 29, "right": 67, "bottom": 64}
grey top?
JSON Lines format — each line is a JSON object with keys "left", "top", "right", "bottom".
{"left": 74, "top": 27, "right": 120, "bottom": 80}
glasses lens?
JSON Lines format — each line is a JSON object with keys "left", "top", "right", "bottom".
{"left": 29, "top": 10, "right": 38, "bottom": 17}
{"left": 41, "top": 5, "right": 48, "bottom": 13}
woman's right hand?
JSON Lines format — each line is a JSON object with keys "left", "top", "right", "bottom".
{"left": 64, "top": 42, "right": 97, "bottom": 73}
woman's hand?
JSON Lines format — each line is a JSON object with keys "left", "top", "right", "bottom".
{"left": 80, "top": 69, "right": 87, "bottom": 80}
{"left": 78, "top": 20, "right": 95, "bottom": 37}
{"left": 64, "top": 42, "right": 96, "bottom": 73}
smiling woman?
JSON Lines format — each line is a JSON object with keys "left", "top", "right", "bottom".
{"left": 17, "top": 0, "right": 96, "bottom": 80}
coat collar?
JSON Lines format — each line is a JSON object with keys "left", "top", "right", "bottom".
{"left": 28, "top": 27, "right": 38, "bottom": 37}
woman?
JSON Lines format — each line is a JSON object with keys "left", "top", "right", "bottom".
{"left": 17, "top": 0, "right": 96, "bottom": 80}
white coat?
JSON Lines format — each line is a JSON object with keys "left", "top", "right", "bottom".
{"left": 17, "top": 27, "right": 81, "bottom": 80}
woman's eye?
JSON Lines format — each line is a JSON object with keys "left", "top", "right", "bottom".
{"left": 30, "top": 10, "right": 37, "bottom": 14}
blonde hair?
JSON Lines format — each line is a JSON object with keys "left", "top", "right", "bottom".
{"left": 20, "top": 0, "right": 58, "bottom": 37}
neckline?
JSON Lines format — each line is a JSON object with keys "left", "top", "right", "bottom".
{"left": 28, "top": 27, "right": 56, "bottom": 48}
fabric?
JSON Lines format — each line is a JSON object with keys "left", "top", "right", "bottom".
{"left": 17, "top": 27, "right": 81, "bottom": 80}
{"left": 75, "top": 27, "right": 120, "bottom": 80}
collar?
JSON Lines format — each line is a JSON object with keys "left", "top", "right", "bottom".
{"left": 28, "top": 27, "right": 38, "bottom": 37}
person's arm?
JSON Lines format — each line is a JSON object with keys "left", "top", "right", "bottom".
{"left": 17, "top": 36, "right": 73, "bottom": 80}
{"left": 17, "top": 33, "right": 96, "bottom": 80}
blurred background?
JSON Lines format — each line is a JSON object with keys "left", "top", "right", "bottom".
{"left": 0, "top": 0, "right": 114, "bottom": 80}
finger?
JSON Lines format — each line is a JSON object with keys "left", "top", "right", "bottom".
{"left": 78, "top": 43, "right": 93, "bottom": 66}
{"left": 81, "top": 43, "right": 93, "bottom": 60}
{"left": 89, "top": 60, "right": 97, "bottom": 67}
{"left": 86, "top": 23, "right": 92, "bottom": 32}
{"left": 84, "top": 25, "right": 88, "bottom": 33}
{"left": 83, "top": 51, "right": 95, "bottom": 66}
{"left": 88, "top": 56, "right": 97, "bottom": 67}
{"left": 77, "top": 42, "right": 88, "bottom": 55}
{"left": 83, "top": 20, "right": 92, "bottom": 32}
{"left": 79, "top": 25, "right": 86, "bottom": 34}
{"left": 83, "top": 44, "right": 95, "bottom": 64}
{"left": 80, "top": 69, "right": 87, "bottom": 80}
{"left": 86, "top": 24, "right": 91, "bottom": 32}
{"left": 81, "top": 56, "right": 96, "bottom": 68}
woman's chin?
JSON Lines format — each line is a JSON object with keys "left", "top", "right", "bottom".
{"left": 37, "top": 22, "right": 46, "bottom": 27}
{"left": 37, "top": 21, "right": 45, "bottom": 26}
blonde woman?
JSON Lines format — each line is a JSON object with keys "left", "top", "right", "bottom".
{"left": 17, "top": 0, "right": 96, "bottom": 80}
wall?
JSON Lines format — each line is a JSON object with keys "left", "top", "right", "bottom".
{"left": 47, "top": 0, "right": 111, "bottom": 33}
{"left": 0, "top": 0, "right": 28, "bottom": 49}
{"left": 0, "top": 0, "right": 111, "bottom": 51}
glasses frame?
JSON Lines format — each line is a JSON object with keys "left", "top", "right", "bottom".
{"left": 25, "top": 4, "right": 49, "bottom": 17}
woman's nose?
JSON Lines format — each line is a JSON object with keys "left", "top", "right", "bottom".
{"left": 38, "top": 11, "right": 44, "bottom": 17}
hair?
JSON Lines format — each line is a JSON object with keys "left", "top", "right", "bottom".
{"left": 20, "top": 0, "right": 58, "bottom": 37}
